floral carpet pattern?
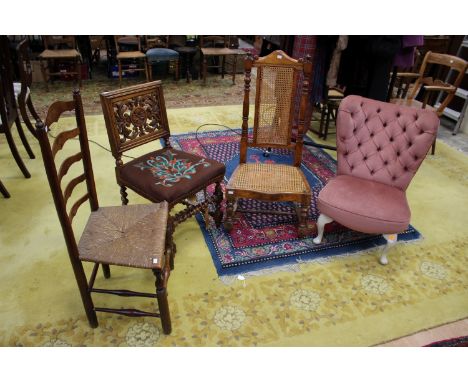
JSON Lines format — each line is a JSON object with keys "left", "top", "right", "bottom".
{"left": 170, "top": 129, "right": 420, "bottom": 276}
{"left": 1, "top": 109, "right": 467, "bottom": 347}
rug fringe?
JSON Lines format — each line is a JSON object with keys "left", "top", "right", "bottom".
{"left": 219, "top": 235, "right": 425, "bottom": 285}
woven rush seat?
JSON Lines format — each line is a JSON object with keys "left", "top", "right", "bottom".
{"left": 120, "top": 148, "right": 226, "bottom": 204}
{"left": 39, "top": 49, "right": 81, "bottom": 59}
{"left": 78, "top": 203, "right": 169, "bottom": 269}
{"left": 116, "top": 51, "right": 146, "bottom": 59}
{"left": 229, "top": 163, "right": 310, "bottom": 195}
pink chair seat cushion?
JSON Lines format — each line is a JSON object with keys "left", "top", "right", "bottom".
{"left": 317, "top": 174, "right": 410, "bottom": 234}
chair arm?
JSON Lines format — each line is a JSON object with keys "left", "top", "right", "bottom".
{"left": 396, "top": 72, "right": 420, "bottom": 79}
{"left": 422, "top": 85, "right": 456, "bottom": 93}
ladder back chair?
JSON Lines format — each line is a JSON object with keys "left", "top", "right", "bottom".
{"left": 15, "top": 38, "right": 41, "bottom": 139}
{"left": 224, "top": 51, "right": 313, "bottom": 238}
{"left": 114, "top": 35, "right": 149, "bottom": 88}
{"left": 38, "top": 36, "right": 82, "bottom": 91}
{"left": 391, "top": 51, "right": 468, "bottom": 154}
{"left": 36, "top": 89, "right": 173, "bottom": 334}
{"left": 100, "top": 81, "right": 225, "bottom": 238}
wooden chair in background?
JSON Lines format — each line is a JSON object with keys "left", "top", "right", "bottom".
{"left": 391, "top": 51, "right": 467, "bottom": 154}
{"left": 38, "top": 36, "right": 82, "bottom": 91}
{"left": 199, "top": 35, "right": 242, "bottom": 85}
{"left": 15, "top": 38, "right": 41, "bottom": 139}
{"left": 35, "top": 89, "right": 173, "bottom": 334}
{"left": 224, "top": 51, "right": 313, "bottom": 238}
{"left": 100, "top": 81, "right": 225, "bottom": 248}
{"left": 0, "top": 35, "right": 34, "bottom": 185}
{"left": 114, "top": 35, "right": 149, "bottom": 88}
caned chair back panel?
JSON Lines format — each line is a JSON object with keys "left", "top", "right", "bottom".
{"left": 100, "top": 81, "right": 171, "bottom": 158}
{"left": 16, "top": 39, "right": 33, "bottom": 89}
{"left": 408, "top": 51, "right": 468, "bottom": 115}
{"left": 240, "top": 50, "right": 311, "bottom": 166}
{"left": 43, "top": 35, "right": 77, "bottom": 50}
{"left": 36, "top": 90, "right": 99, "bottom": 246}
{"left": 254, "top": 65, "right": 297, "bottom": 146}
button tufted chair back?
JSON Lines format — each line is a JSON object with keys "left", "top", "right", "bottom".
{"left": 336, "top": 95, "right": 439, "bottom": 191}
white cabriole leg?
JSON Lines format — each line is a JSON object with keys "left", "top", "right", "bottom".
{"left": 313, "top": 214, "right": 334, "bottom": 244}
{"left": 380, "top": 234, "right": 398, "bottom": 265}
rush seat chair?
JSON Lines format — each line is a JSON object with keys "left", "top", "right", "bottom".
{"left": 36, "top": 89, "right": 173, "bottom": 334}
{"left": 313, "top": 95, "right": 440, "bottom": 264}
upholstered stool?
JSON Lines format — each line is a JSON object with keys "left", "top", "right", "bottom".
{"left": 146, "top": 48, "right": 179, "bottom": 81}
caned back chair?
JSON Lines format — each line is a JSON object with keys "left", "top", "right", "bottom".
{"left": 100, "top": 81, "right": 225, "bottom": 237}
{"left": 114, "top": 35, "right": 149, "bottom": 88}
{"left": 15, "top": 38, "right": 41, "bottom": 139}
{"left": 224, "top": 50, "right": 313, "bottom": 237}
{"left": 36, "top": 89, "right": 173, "bottom": 334}
{"left": 391, "top": 51, "right": 467, "bottom": 154}
{"left": 38, "top": 35, "right": 82, "bottom": 91}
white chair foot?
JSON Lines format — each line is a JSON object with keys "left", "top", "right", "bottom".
{"left": 380, "top": 234, "right": 398, "bottom": 265}
{"left": 313, "top": 214, "right": 333, "bottom": 244}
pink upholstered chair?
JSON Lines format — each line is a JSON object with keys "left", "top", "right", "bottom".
{"left": 313, "top": 95, "right": 439, "bottom": 264}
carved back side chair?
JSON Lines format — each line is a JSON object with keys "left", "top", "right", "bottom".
{"left": 15, "top": 38, "right": 41, "bottom": 139}
{"left": 0, "top": 35, "right": 34, "bottom": 181}
{"left": 114, "top": 35, "right": 149, "bottom": 88}
{"left": 100, "top": 81, "right": 225, "bottom": 238}
{"left": 224, "top": 50, "right": 313, "bottom": 238}
{"left": 391, "top": 51, "right": 467, "bottom": 154}
{"left": 38, "top": 36, "right": 82, "bottom": 92}
{"left": 36, "top": 89, "right": 173, "bottom": 334}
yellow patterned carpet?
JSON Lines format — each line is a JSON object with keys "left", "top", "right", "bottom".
{"left": 1, "top": 105, "right": 467, "bottom": 346}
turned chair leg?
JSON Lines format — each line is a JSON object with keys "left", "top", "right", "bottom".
{"left": 4, "top": 124, "right": 31, "bottom": 178}
{"left": 153, "top": 269, "right": 171, "bottom": 335}
{"left": 211, "top": 181, "right": 224, "bottom": 227}
{"left": 40, "top": 58, "right": 49, "bottom": 92}
{"left": 102, "top": 264, "right": 111, "bottom": 279}
{"left": 120, "top": 185, "right": 129, "bottom": 205}
{"left": 224, "top": 192, "right": 235, "bottom": 231}
{"left": 431, "top": 138, "right": 436, "bottom": 155}
{"left": 297, "top": 201, "right": 310, "bottom": 238}
{"left": 15, "top": 116, "right": 35, "bottom": 159}
{"left": 313, "top": 213, "right": 334, "bottom": 244}
{"left": 380, "top": 234, "right": 398, "bottom": 265}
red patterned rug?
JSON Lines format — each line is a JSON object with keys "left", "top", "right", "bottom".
{"left": 170, "top": 129, "right": 421, "bottom": 276}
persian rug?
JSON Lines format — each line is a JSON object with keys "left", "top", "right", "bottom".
{"left": 170, "top": 128, "right": 421, "bottom": 277}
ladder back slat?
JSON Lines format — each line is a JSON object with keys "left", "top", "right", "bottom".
{"left": 52, "top": 128, "right": 80, "bottom": 158}
{"left": 58, "top": 152, "right": 83, "bottom": 183}
{"left": 68, "top": 193, "right": 89, "bottom": 223}
{"left": 63, "top": 173, "right": 86, "bottom": 205}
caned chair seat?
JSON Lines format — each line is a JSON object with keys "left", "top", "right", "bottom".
{"left": 116, "top": 51, "right": 147, "bottom": 59}
{"left": 119, "top": 148, "right": 226, "bottom": 204}
{"left": 228, "top": 163, "right": 310, "bottom": 196}
{"left": 39, "top": 49, "right": 81, "bottom": 59}
{"left": 201, "top": 47, "right": 240, "bottom": 56}
{"left": 13, "top": 82, "right": 30, "bottom": 100}
{"left": 78, "top": 203, "right": 169, "bottom": 269}
{"left": 146, "top": 48, "right": 179, "bottom": 63}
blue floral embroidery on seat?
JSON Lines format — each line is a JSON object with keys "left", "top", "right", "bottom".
{"left": 134, "top": 151, "right": 211, "bottom": 187}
